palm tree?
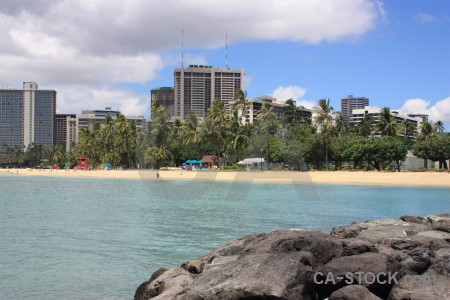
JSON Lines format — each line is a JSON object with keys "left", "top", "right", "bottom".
{"left": 168, "top": 119, "right": 184, "bottom": 166}
{"left": 208, "top": 99, "right": 229, "bottom": 166}
{"left": 150, "top": 104, "right": 170, "bottom": 167}
{"left": 257, "top": 103, "right": 280, "bottom": 135}
{"left": 312, "top": 98, "right": 334, "bottom": 132}
{"left": 434, "top": 120, "right": 445, "bottom": 134}
{"left": 374, "top": 107, "right": 397, "bottom": 136}
{"left": 332, "top": 112, "right": 347, "bottom": 136}
{"left": 283, "top": 98, "right": 297, "bottom": 125}
{"left": 420, "top": 121, "right": 434, "bottom": 137}
{"left": 312, "top": 99, "right": 334, "bottom": 169}
{"left": 114, "top": 113, "right": 136, "bottom": 168}
{"left": 399, "top": 119, "right": 417, "bottom": 140}
{"left": 99, "top": 115, "right": 116, "bottom": 164}
{"left": 200, "top": 117, "right": 219, "bottom": 161}
{"left": 183, "top": 111, "right": 201, "bottom": 144}
{"left": 359, "top": 115, "right": 373, "bottom": 137}
{"left": 232, "top": 90, "right": 249, "bottom": 125}
{"left": 256, "top": 103, "right": 281, "bottom": 168}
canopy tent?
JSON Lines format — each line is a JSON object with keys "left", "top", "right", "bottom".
{"left": 237, "top": 158, "right": 265, "bottom": 165}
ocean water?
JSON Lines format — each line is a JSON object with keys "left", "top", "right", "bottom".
{"left": 0, "top": 173, "right": 449, "bottom": 299}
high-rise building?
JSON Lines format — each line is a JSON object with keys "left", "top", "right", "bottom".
{"left": 54, "top": 114, "right": 76, "bottom": 146}
{"left": 0, "top": 82, "right": 56, "bottom": 156}
{"left": 341, "top": 95, "right": 369, "bottom": 123}
{"left": 173, "top": 65, "right": 244, "bottom": 119}
{"left": 151, "top": 87, "right": 174, "bottom": 118}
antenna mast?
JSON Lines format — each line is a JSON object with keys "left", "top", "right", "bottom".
{"left": 181, "top": 29, "right": 184, "bottom": 69}
{"left": 226, "top": 32, "right": 228, "bottom": 69}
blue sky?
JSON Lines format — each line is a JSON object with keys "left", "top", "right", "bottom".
{"left": 0, "top": 0, "right": 449, "bottom": 127}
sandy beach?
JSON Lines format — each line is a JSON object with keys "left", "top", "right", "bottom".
{"left": 1, "top": 168, "right": 450, "bottom": 187}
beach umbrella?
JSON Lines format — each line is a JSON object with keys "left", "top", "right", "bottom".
{"left": 185, "top": 160, "right": 193, "bottom": 163}
{"left": 197, "top": 160, "right": 204, "bottom": 163}
{"left": 63, "top": 166, "right": 70, "bottom": 169}
{"left": 102, "top": 164, "right": 112, "bottom": 167}
{"left": 191, "top": 160, "right": 198, "bottom": 164}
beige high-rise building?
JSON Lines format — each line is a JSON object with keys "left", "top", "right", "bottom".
{"left": 173, "top": 65, "right": 245, "bottom": 120}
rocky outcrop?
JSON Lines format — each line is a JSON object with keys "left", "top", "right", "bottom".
{"left": 134, "top": 214, "right": 450, "bottom": 300}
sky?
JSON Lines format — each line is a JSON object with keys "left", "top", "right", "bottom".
{"left": 0, "top": 0, "right": 449, "bottom": 127}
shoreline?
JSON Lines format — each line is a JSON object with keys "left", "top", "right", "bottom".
{"left": 1, "top": 169, "right": 450, "bottom": 187}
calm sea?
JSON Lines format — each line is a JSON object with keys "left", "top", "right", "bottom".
{"left": 1, "top": 173, "right": 449, "bottom": 299}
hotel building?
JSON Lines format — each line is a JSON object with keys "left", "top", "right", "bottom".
{"left": 0, "top": 82, "right": 56, "bottom": 155}
{"left": 151, "top": 87, "right": 174, "bottom": 118}
{"left": 341, "top": 95, "right": 369, "bottom": 123}
{"left": 350, "top": 106, "right": 428, "bottom": 137}
{"left": 173, "top": 65, "right": 245, "bottom": 120}
{"left": 241, "top": 96, "right": 312, "bottom": 124}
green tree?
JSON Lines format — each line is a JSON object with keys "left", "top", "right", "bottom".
{"left": 232, "top": 90, "right": 249, "bottom": 125}
{"left": 208, "top": 99, "right": 230, "bottom": 166}
{"left": 413, "top": 135, "right": 450, "bottom": 169}
{"left": 374, "top": 107, "right": 397, "bottom": 136}
{"left": 434, "top": 120, "right": 445, "bottom": 134}
{"left": 344, "top": 136, "right": 407, "bottom": 171}
{"left": 312, "top": 98, "right": 334, "bottom": 169}
{"left": 332, "top": 112, "right": 348, "bottom": 136}
{"left": 150, "top": 103, "right": 171, "bottom": 167}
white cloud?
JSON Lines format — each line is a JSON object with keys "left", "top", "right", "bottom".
{"left": 401, "top": 97, "right": 450, "bottom": 123}
{"left": 273, "top": 86, "right": 306, "bottom": 101}
{"left": 0, "top": 0, "right": 383, "bottom": 115}
{"left": 272, "top": 86, "right": 315, "bottom": 109}
{"left": 56, "top": 84, "right": 149, "bottom": 118}
{"left": 415, "top": 12, "right": 439, "bottom": 24}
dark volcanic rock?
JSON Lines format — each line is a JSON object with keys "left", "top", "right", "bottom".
{"left": 399, "top": 215, "right": 425, "bottom": 225}
{"left": 329, "top": 285, "right": 382, "bottom": 300}
{"left": 134, "top": 214, "right": 450, "bottom": 300}
{"left": 315, "top": 253, "right": 392, "bottom": 299}
{"left": 181, "top": 251, "right": 316, "bottom": 300}
{"left": 388, "top": 273, "right": 450, "bottom": 300}
{"left": 432, "top": 218, "right": 450, "bottom": 233}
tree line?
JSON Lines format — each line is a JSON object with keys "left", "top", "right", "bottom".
{"left": 1, "top": 92, "right": 449, "bottom": 170}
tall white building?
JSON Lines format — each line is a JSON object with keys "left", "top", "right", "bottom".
{"left": 173, "top": 65, "right": 245, "bottom": 120}
{"left": 0, "top": 82, "right": 56, "bottom": 155}
{"left": 350, "top": 106, "right": 428, "bottom": 137}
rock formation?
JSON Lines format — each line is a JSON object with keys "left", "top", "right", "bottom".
{"left": 134, "top": 214, "right": 450, "bottom": 300}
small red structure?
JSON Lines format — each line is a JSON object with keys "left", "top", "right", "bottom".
{"left": 74, "top": 158, "right": 89, "bottom": 171}
{"left": 52, "top": 163, "right": 59, "bottom": 169}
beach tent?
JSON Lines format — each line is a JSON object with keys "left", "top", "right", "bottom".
{"left": 238, "top": 158, "right": 265, "bottom": 168}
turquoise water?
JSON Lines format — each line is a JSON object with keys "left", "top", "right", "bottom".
{"left": 0, "top": 173, "right": 449, "bottom": 299}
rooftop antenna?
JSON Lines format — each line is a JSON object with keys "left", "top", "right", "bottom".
{"left": 225, "top": 32, "right": 228, "bottom": 69}
{"left": 181, "top": 29, "right": 184, "bottom": 69}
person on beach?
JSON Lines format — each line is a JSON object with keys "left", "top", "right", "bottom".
{"left": 156, "top": 170, "right": 160, "bottom": 179}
